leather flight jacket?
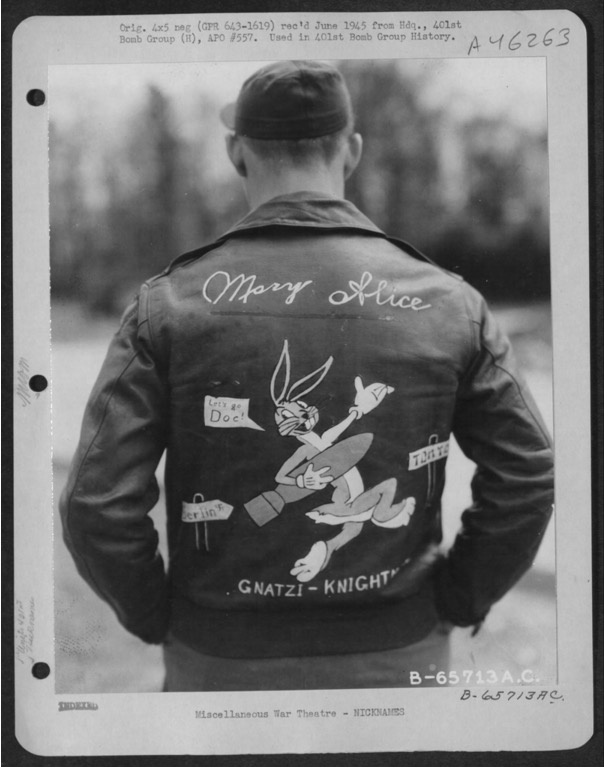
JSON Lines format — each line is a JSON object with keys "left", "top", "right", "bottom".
{"left": 60, "top": 193, "right": 554, "bottom": 658}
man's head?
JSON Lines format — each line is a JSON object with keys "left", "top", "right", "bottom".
{"left": 221, "top": 61, "right": 362, "bottom": 206}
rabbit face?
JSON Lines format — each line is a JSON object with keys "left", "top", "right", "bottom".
{"left": 275, "top": 400, "right": 319, "bottom": 437}
{"left": 270, "top": 340, "right": 333, "bottom": 439}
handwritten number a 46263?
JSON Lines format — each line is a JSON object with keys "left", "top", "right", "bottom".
{"left": 467, "top": 28, "right": 570, "bottom": 56}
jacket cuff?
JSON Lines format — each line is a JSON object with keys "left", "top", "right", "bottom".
{"left": 431, "top": 557, "right": 490, "bottom": 628}
{"left": 126, "top": 604, "right": 171, "bottom": 645}
{"left": 119, "top": 587, "right": 171, "bottom": 645}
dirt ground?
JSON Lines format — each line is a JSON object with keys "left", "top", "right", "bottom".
{"left": 51, "top": 300, "right": 556, "bottom": 693}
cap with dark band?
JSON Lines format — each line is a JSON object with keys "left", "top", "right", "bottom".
{"left": 220, "top": 60, "right": 353, "bottom": 140}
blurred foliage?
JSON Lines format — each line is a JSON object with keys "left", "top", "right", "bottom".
{"left": 50, "top": 62, "right": 549, "bottom": 314}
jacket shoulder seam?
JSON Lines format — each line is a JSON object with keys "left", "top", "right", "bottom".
{"left": 385, "top": 235, "right": 464, "bottom": 281}
{"left": 482, "top": 343, "right": 553, "bottom": 449}
{"left": 138, "top": 283, "right": 158, "bottom": 355}
{"left": 153, "top": 239, "right": 229, "bottom": 278}
{"left": 455, "top": 282, "right": 481, "bottom": 378}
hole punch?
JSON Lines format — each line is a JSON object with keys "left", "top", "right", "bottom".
{"left": 26, "top": 89, "right": 46, "bottom": 107}
{"left": 32, "top": 662, "right": 50, "bottom": 680}
{"left": 29, "top": 375, "right": 47, "bottom": 392}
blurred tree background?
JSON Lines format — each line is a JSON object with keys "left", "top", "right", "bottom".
{"left": 50, "top": 60, "right": 549, "bottom": 315}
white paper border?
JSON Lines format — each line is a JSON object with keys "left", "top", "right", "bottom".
{"left": 13, "top": 9, "right": 593, "bottom": 756}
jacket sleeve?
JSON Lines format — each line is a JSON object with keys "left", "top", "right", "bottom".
{"left": 433, "top": 286, "right": 554, "bottom": 628}
{"left": 59, "top": 285, "right": 170, "bottom": 644}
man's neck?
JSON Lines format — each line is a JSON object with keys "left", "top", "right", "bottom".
{"left": 245, "top": 168, "right": 345, "bottom": 210}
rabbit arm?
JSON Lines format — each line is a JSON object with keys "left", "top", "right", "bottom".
{"left": 275, "top": 443, "right": 315, "bottom": 484}
{"left": 320, "top": 412, "right": 357, "bottom": 445}
{"left": 322, "top": 379, "right": 394, "bottom": 445}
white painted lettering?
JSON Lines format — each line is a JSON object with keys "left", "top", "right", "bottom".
{"left": 329, "top": 271, "right": 432, "bottom": 311}
{"left": 202, "top": 270, "right": 313, "bottom": 306}
{"left": 408, "top": 439, "right": 450, "bottom": 470}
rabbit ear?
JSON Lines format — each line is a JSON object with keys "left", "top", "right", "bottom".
{"left": 287, "top": 355, "right": 334, "bottom": 403}
{"left": 270, "top": 340, "right": 291, "bottom": 406}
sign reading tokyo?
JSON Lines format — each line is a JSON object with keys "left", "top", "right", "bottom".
{"left": 408, "top": 439, "right": 449, "bottom": 470}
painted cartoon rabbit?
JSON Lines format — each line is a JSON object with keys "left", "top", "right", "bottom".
{"left": 271, "top": 340, "right": 415, "bottom": 582}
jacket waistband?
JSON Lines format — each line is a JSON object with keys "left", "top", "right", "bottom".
{"left": 169, "top": 579, "right": 440, "bottom": 659}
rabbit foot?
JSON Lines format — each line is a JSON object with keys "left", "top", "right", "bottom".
{"left": 290, "top": 541, "right": 328, "bottom": 582}
{"left": 372, "top": 497, "right": 416, "bottom": 528}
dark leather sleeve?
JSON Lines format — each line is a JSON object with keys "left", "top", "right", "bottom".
{"left": 59, "top": 287, "right": 170, "bottom": 644}
{"left": 434, "top": 286, "right": 554, "bottom": 628}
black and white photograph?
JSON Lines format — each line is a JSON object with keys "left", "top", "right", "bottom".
{"left": 50, "top": 55, "right": 556, "bottom": 694}
{"left": 12, "top": 9, "right": 594, "bottom": 756}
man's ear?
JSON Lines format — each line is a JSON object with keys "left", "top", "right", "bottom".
{"left": 343, "top": 133, "right": 363, "bottom": 180}
{"left": 225, "top": 134, "right": 248, "bottom": 178}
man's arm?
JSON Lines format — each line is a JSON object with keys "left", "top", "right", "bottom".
{"left": 434, "top": 287, "right": 554, "bottom": 628}
{"left": 59, "top": 287, "right": 170, "bottom": 644}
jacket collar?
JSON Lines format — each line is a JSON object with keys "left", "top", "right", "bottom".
{"left": 223, "top": 192, "right": 385, "bottom": 238}
{"left": 161, "top": 192, "right": 420, "bottom": 278}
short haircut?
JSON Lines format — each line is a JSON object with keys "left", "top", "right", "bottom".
{"left": 239, "top": 126, "right": 352, "bottom": 168}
